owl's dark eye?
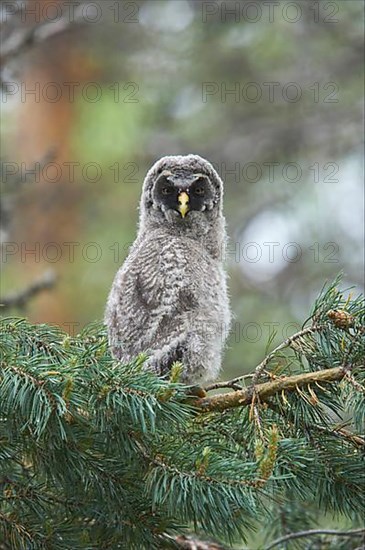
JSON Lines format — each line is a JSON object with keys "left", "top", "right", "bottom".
{"left": 161, "top": 187, "right": 173, "bottom": 195}
{"left": 194, "top": 186, "right": 205, "bottom": 196}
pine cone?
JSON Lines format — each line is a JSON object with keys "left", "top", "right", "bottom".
{"left": 327, "top": 309, "right": 355, "bottom": 329}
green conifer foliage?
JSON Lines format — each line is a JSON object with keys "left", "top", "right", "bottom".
{"left": 0, "top": 278, "right": 364, "bottom": 549}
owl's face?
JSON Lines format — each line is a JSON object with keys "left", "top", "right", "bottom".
{"left": 141, "top": 155, "right": 223, "bottom": 228}
{"left": 152, "top": 170, "right": 215, "bottom": 220}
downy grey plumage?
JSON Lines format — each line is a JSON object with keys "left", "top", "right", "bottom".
{"left": 105, "top": 154, "right": 231, "bottom": 384}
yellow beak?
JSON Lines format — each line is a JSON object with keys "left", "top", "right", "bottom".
{"left": 177, "top": 191, "right": 189, "bottom": 218}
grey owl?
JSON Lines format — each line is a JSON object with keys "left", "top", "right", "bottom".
{"left": 105, "top": 154, "right": 231, "bottom": 385}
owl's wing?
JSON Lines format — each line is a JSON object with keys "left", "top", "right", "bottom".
{"left": 107, "top": 238, "right": 163, "bottom": 321}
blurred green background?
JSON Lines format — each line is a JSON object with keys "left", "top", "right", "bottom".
{"left": 1, "top": 0, "right": 364, "bottom": 381}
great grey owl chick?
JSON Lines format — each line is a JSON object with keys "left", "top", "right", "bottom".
{"left": 105, "top": 154, "right": 231, "bottom": 385}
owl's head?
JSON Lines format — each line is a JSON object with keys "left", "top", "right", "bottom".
{"left": 140, "top": 155, "right": 224, "bottom": 228}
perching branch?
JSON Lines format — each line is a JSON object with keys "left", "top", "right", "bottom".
{"left": 196, "top": 367, "right": 346, "bottom": 413}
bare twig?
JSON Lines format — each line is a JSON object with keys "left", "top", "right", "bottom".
{"left": 205, "top": 373, "right": 254, "bottom": 392}
{"left": 0, "top": 270, "right": 56, "bottom": 310}
{"left": 265, "top": 527, "right": 365, "bottom": 550}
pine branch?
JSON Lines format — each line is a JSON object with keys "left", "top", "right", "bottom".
{"left": 205, "top": 327, "right": 324, "bottom": 393}
{"left": 201, "top": 284, "right": 364, "bottom": 413}
{"left": 196, "top": 367, "right": 347, "bottom": 413}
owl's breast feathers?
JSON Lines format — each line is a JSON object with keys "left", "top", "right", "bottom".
{"left": 132, "top": 231, "right": 219, "bottom": 313}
